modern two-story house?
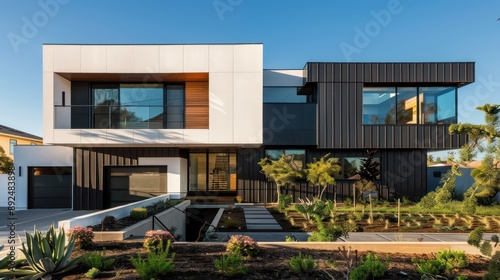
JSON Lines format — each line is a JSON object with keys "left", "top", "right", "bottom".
{"left": 14, "top": 44, "right": 474, "bottom": 210}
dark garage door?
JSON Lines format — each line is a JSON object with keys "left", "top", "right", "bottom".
{"left": 28, "top": 167, "right": 72, "bottom": 209}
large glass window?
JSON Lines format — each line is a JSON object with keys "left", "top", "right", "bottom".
{"left": 9, "top": 139, "right": 17, "bottom": 155}
{"left": 189, "top": 152, "right": 236, "bottom": 191}
{"left": 91, "top": 84, "right": 185, "bottom": 129}
{"left": 420, "top": 87, "right": 457, "bottom": 124}
{"left": 264, "top": 87, "right": 306, "bottom": 103}
{"left": 363, "top": 86, "right": 457, "bottom": 125}
{"left": 265, "top": 149, "right": 306, "bottom": 170}
{"left": 342, "top": 157, "right": 380, "bottom": 180}
{"left": 362, "top": 87, "right": 396, "bottom": 124}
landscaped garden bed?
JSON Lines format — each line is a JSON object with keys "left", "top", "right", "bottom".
{"left": 58, "top": 240, "right": 492, "bottom": 279}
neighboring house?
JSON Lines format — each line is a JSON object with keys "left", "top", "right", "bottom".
{"left": 14, "top": 44, "right": 474, "bottom": 210}
{"left": 0, "top": 124, "right": 42, "bottom": 160}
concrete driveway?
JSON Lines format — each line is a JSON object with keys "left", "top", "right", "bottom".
{"left": 0, "top": 208, "right": 94, "bottom": 257}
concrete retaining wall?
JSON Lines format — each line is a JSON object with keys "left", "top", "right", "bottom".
{"left": 58, "top": 195, "right": 178, "bottom": 230}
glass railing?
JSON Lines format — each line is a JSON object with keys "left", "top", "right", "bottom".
{"left": 54, "top": 105, "right": 184, "bottom": 129}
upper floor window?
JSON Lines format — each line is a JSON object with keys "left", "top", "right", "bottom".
{"left": 9, "top": 139, "right": 17, "bottom": 155}
{"left": 264, "top": 87, "right": 306, "bottom": 103}
{"left": 30, "top": 142, "right": 37, "bottom": 145}
{"left": 92, "top": 83, "right": 185, "bottom": 129}
{"left": 362, "top": 86, "right": 456, "bottom": 125}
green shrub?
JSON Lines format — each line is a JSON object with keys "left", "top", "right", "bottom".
{"left": 131, "top": 240, "right": 175, "bottom": 280}
{"left": 67, "top": 226, "right": 94, "bottom": 250}
{"left": 417, "top": 191, "right": 437, "bottom": 209}
{"left": 343, "top": 197, "right": 353, "bottom": 207}
{"left": 143, "top": 230, "right": 175, "bottom": 253}
{"left": 401, "top": 196, "right": 412, "bottom": 206}
{"left": 435, "top": 249, "right": 468, "bottom": 270}
{"left": 412, "top": 258, "right": 446, "bottom": 276}
{"left": 278, "top": 194, "right": 293, "bottom": 213}
{"left": 84, "top": 248, "right": 115, "bottom": 270}
{"left": 214, "top": 252, "right": 248, "bottom": 276}
{"left": 308, "top": 224, "right": 346, "bottom": 242}
{"left": 288, "top": 253, "right": 316, "bottom": 273}
{"left": 130, "top": 207, "right": 148, "bottom": 220}
{"left": 467, "top": 227, "right": 484, "bottom": 248}
{"left": 484, "top": 252, "right": 500, "bottom": 280}
{"left": 349, "top": 253, "right": 388, "bottom": 280}
{"left": 480, "top": 240, "right": 493, "bottom": 256}
{"left": 85, "top": 267, "right": 100, "bottom": 279}
{"left": 226, "top": 235, "right": 260, "bottom": 257}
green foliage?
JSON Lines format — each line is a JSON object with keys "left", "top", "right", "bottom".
{"left": 258, "top": 155, "right": 302, "bottom": 202}
{"left": 294, "top": 197, "right": 330, "bottom": 221}
{"left": 131, "top": 240, "right": 175, "bottom": 280}
{"left": 278, "top": 194, "right": 293, "bottom": 213}
{"left": 288, "top": 253, "right": 316, "bottom": 274}
{"left": 418, "top": 191, "right": 438, "bottom": 209}
{"left": 480, "top": 241, "right": 493, "bottom": 256}
{"left": 305, "top": 153, "right": 341, "bottom": 199}
{"left": 353, "top": 179, "right": 376, "bottom": 204}
{"left": 145, "top": 199, "right": 173, "bottom": 215}
{"left": 0, "top": 146, "right": 13, "bottom": 174}
{"left": 226, "top": 235, "right": 260, "bottom": 257}
{"left": 435, "top": 249, "right": 468, "bottom": 270}
{"left": 308, "top": 224, "right": 347, "bottom": 242}
{"left": 84, "top": 248, "right": 115, "bottom": 271}
{"left": 18, "top": 224, "right": 83, "bottom": 279}
{"left": 130, "top": 207, "right": 148, "bottom": 220}
{"left": 483, "top": 252, "right": 500, "bottom": 280}
{"left": 461, "top": 187, "right": 478, "bottom": 214}
{"left": 467, "top": 227, "right": 484, "bottom": 248}
{"left": 85, "top": 267, "right": 100, "bottom": 279}
{"left": 349, "top": 253, "right": 388, "bottom": 280}
{"left": 214, "top": 252, "right": 248, "bottom": 276}
{"left": 343, "top": 197, "right": 353, "bottom": 207}
{"left": 413, "top": 258, "right": 446, "bottom": 276}
{"left": 358, "top": 150, "right": 380, "bottom": 182}
{"left": 143, "top": 230, "right": 175, "bottom": 253}
{"left": 67, "top": 226, "right": 94, "bottom": 250}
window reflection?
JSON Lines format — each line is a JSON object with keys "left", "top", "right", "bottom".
{"left": 363, "top": 86, "right": 456, "bottom": 125}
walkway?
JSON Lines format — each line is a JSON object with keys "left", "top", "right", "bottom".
{"left": 242, "top": 205, "right": 282, "bottom": 230}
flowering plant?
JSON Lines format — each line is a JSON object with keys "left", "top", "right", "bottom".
{"left": 235, "top": 195, "right": 244, "bottom": 203}
{"left": 226, "top": 235, "right": 260, "bottom": 257}
{"left": 67, "top": 226, "right": 94, "bottom": 250}
{"left": 144, "top": 230, "right": 175, "bottom": 252}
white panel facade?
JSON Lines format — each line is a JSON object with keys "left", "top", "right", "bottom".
{"left": 53, "top": 75, "right": 71, "bottom": 129}
{"left": 106, "top": 45, "right": 134, "bottom": 72}
{"left": 209, "top": 73, "right": 233, "bottom": 143}
{"left": 45, "top": 44, "right": 263, "bottom": 147}
{"left": 263, "top": 69, "right": 304, "bottom": 86}
{"left": 14, "top": 146, "right": 74, "bottom": 210}
{"left": 52, "top": 45, "right": 81, "bottom": 72}
{"left": 81, "top": 45, "right": 107, "bottom": 73}
{"left": 183, "top": 45, "right": 209, "bottom": 72}
{"left": 159, "top": 45, "right": 184, "bottom": 72}
{"left": 133, "top": 45, "right": 159, "bottom": 73}
{"left": 233, "top": 72, "right": 263, "bottom": 144}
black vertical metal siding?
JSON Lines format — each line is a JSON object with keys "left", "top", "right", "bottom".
{"left": 237, "top": 148, "right": 427, "bottom": 203}
{"left": 73, "top": 147, "right": 181, "bottom": 210}
{"left": 305, "top": 62, "right": 474, "bottom": 149}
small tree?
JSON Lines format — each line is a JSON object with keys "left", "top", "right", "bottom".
{"left": 305, "top": 154, "right": 341, "bottom": 200}
{"left": 258, "top": 155, "right": 301, "bottom": 203}
{"left": 0, "top": 146, "right": 13, "bottom": 174}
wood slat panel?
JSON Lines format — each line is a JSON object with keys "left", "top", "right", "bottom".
{"left": 185, "top": 82, "right": 209, "bottom": 129}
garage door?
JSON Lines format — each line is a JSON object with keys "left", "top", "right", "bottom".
{"left": 28, "top": 167, "right": 72, "bottom": 209}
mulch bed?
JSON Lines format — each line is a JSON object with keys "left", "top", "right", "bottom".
{"left": 58, "top": 240, "right": 489, "bottom": 279}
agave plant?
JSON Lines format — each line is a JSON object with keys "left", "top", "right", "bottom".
{"left": 0, "top": 244, "right": 33, "bottom": 280}
{"left": 18, "top": 225, "right": 83, "bottom": 280}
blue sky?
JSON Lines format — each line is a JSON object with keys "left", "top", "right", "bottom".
{"left": 0, "top": 0, "right": 499, "bottom": 142}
